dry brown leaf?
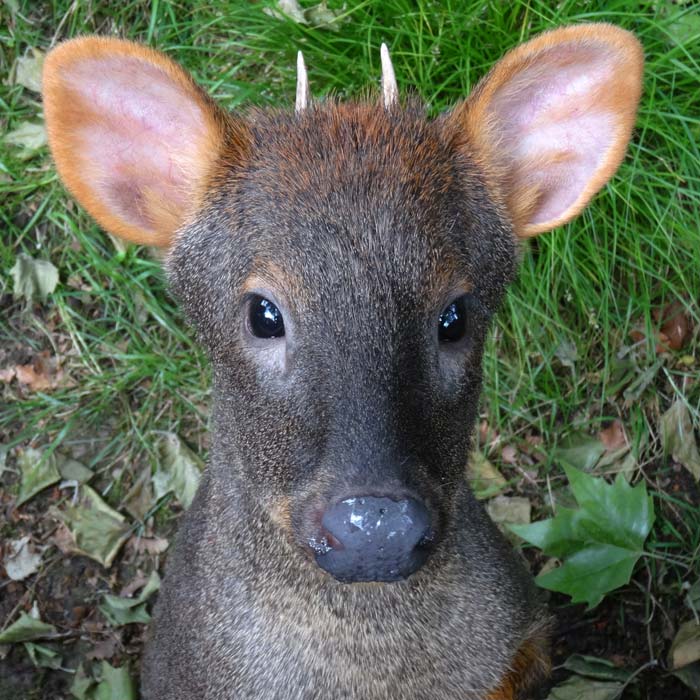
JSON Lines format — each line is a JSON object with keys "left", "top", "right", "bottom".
{"left": 657, "top": 301, "right": 691, "bottom": 351}
{"left": 128, "top": 536, "right": 169, "bottom": 557}
{"left": 120, "top": 571, "right": 150, "bottom": 599}
{"left": 670, "top": 620, "right": 700, "bottom": 669}
{"left": 14, "top": 352, "right": 65, "bottom": 392}
{"left": 501, "top": 445, "right": 518, "bottom": 465}
{"left": 630, "top": 301, "right": 692, "bottom": 355}
{"left": 599, "top": 421, "right": 628, "bottom": 452}
{"left": 50, "top": 522, "right": 76, "bottom": 555}
{"left": 0, "top": 367, "right": 16, "bottom": 383}
{"left": 86, "top": 636, "right": 120, "bottom": 661}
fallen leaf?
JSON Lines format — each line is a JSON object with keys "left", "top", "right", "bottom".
{"left": 16, "top": 447, "right": 61, "bottom": 506}
{"left": 94, "top": 660, "right": 137, "bottom": 700}
{"left": 0, "top": 610, "right": 57, "bottom": 644}
{"left": 122, "top": 469, "right": 153, "bottom": 521}
{"left": 56, "top": 453, "right": 93, "bottom": 483}
{"left": 306, "top": 1, "right": 342, "bottom": 30}
{"left": 672, "top": 661, "right": 700, "bottom": 695}
{"left": 562, "top": 654, "right": 632, "bottom": 682}
{"left": 13, "top": 48, "right": 45, "bottom": 93}
{"left": 660, "top": 400, "right": 700, "bottom": 480}
{"left": 501, "top": 445, "right": 518, "bottom": 465}
{"left": 128, "top": 535, "right": 169, "bottom": 557}
{"left": 630, "top": 300, "right": 691, "bottom": 354}
{"left": 607, "top": 452, "right": 638, "bottom": 482}
{"left": 555, "top": 339, "right": 577, "bottom": 370}
{"left": 545, "top": 675, "right": 624, "bottom": 700}
{"left": 658, "top": 301, "right": 690, "bottom": 351}
{"left": 466, "top": 451, "right": 508, "bottom": 500}
{"left": 50, "top": 522, "right": 76, "bottom": 555}
{"left": 70, "top": 664, "right": 95, "bottom": 700}
{"left": 99, "top": 570, "right": 160, "bottom": 626}
{"left": 14, "top": 352, "right": 64, "bottom": 392}
{"left": 554, "top": 433, "right": 605, "bottom": 472}
{"left": 3, "top": 536, "right": 44, "bottom": 581}
{"left": 24, "top": 641, "right": 62, "bottom": 669}
{"left": 86, "top": 637, "right": 120, "bottom": 661}
{"left": 263, "top": 0, "right": 308, "bottom": 23}
{"left": 4, "top": 121, "right": 47, "bottom": 159}
{"left": 0, "top": 367, "right": 16, "bottom": 383}
{"left": 487, "top": 496, "right": 531, "bottom": 528}
{"left": 670, "top": 620, "right": 700, "bottom": 669}
{"left": 686, "top": 580, "right": 700, "bottom": 616}
{"left": 119, "top": 571, "right": 150, "bottom": 599}
{"left": 153, "top": 433, "right": 204, "bottom": 509}
{"left": 55, "top": 485, "right": 131, "bottom": 567}
{"left": 598, "top": 421, "right": 628, "bottom": 452}
{"left": 10, "top": 253, "right": 59, "bottom": 303}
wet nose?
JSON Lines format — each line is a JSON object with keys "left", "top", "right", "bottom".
{"left": 310, "top": 496, "right": 434, "bottom": 583}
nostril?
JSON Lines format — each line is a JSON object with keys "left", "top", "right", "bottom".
{"left": 308, "top": 530, "right": 343, "bottom": 555}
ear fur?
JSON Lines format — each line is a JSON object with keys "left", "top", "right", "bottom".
{"left": 447, "top": 24, "right": 644, "bottom": 237}
{"left": 42, "top": 37, "right": 245, "bottom": 247}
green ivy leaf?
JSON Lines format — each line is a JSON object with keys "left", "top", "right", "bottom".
{"left": 562, "top": 654, "right": 632, "bottom": 682}
{"left": 94, "top": 661, "right": 137, "bottom": 700}
{"left": 511, "top": 466, "right": 655, "bottom": 609}
{"left": 99, "top": 571, "right": 160, "bottom": 626}
{"left": 545, "top": 675, "right": 624, "bottom": 700}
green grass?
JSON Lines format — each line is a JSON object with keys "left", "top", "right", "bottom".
{"left": 1, "top": 0, "right": 699, "bottom": 696}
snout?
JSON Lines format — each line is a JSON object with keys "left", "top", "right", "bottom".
{"left": 309, "top": 495, "right": 434, "bottom": 583}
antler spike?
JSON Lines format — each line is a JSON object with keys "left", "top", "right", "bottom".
{"left": 380, "top": 43, "right": 398, "bottom": 109}
{"left": 296, "top": 50, "right": 309, "bottom": 114}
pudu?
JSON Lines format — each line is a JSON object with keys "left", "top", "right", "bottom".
{"left": 42, "top": 24, "right": 643, "bottom": 699}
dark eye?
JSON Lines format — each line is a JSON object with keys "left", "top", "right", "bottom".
{"left": 438, "top": 296, "right": 469, "bottom": 343}
{"left": 249, "top": 295, "right": 285, "bottom": 339}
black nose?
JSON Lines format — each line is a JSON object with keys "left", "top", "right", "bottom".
{"left": 310, "top": 496, "right": 434, "bottom": 583}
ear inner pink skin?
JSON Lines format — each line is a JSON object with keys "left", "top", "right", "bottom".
{"left": 63, "top": 57, "right": 208, "bottom": 232}
{"left": 453, "top": 25, "right": 644, "bottom": 238}
{"left": 491, "top": 46, "right": 618, "bottom": 227}
{"left": 43, "top": 37, "right": 233, "bottom": 246}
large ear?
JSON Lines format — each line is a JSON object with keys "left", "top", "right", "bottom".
{"left": 447, "top": 24, "right": 643, "bottom": 237}
{"left": 42, "top": 37, "right": 247, "bottom": 247}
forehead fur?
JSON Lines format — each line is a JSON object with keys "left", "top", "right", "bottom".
{"left": 245, "top": 100, "right": 457, "bottom": 213}
{"left": 234, "top": 101, "right": 515, "bottom": 295}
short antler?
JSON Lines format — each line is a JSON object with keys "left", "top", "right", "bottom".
{"left": 296, "top": 51, "right": 309, "bottom": 114}
{"left": 380, "top": 43, "right": 398, "bottom": 108}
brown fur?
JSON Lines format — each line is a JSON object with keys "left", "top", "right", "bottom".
{"left": 486, "top": 628, "right": 552, "bottom": 700}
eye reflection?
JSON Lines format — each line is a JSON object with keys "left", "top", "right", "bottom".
{"left": 249, "top": 295, "right": 285, "bottom": 339}
{"left": 438, "top": 295, "right": 477, "bottom": 344}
